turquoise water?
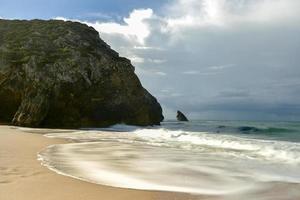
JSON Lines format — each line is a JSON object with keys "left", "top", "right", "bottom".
{"left": 32, "top": 120, "right": 300, "bottom": 199}
{"left": 161, "top": 120, "right": 300, "bottom": 142}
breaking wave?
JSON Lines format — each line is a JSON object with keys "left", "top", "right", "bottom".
{"left": 34, "top": 122, "right": 300, "bottom": 197}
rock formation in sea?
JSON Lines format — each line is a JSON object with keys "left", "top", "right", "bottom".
{"left": 176, "top": 110, "right": 188, "bottom": 121}
{"left": 0, "top": 19, "right": 164, "bottom": 128}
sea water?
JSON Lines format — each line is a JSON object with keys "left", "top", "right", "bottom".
{"left": 32, "top": 121, "right": 300, "bottom": 199}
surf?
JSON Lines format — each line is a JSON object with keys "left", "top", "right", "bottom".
{"left": 35, "top": 121, "right": 300, "bottom": 197}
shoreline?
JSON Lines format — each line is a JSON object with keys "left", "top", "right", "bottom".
{"left": 0, "top": 125, "right": 209, "bottom": 200}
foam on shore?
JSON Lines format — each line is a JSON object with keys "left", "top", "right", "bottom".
{"left": 37, "top": 126, "right": 300, "bottom": 196}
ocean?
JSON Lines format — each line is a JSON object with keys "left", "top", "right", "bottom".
{"left": 35, "top": 120, "right": 300, "bottom": 199}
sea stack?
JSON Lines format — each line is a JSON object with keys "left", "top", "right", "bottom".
{"left": 0, "top": 19, "right": 164, "bottom": 128}
{"left": 177, "top": 110, "right": 189, "bottom": 121}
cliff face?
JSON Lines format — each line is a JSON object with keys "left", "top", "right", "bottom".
{"left": 0, "top": 19, "right": 164, "bottom": 128}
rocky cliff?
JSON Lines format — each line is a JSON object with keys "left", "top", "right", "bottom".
{"left": 0, "top": 19, "right": 164, "bottom": 128}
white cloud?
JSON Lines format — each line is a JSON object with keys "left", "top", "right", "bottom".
{"left": 133, "top": 46, "right": 164, "bottom": 51}
{"left": 170, "top": 93, "right": 183, "bottom": 97}
{"left": 54, "top": 16, "right": 68, "bottom": 21}
{"left": 209, "top": 64, "right": 235, "bottom": 70}
{"left": 165, "top": 0, "right": 300, "bottom": 31}
{"left": 166, "top": 0, "right": 227, "bottom": 27}
{"left": 86, "top": 9, "right": 153, "bottom": 44}
{"left": 155, "top": 71, "right": 167, "bottom": 76}
{"left": 161, "top": 89, "right": 171, "bottom": 93}
{"left": 129, "top": 56, "right": 145, "bottom": 64}
{"left": 183, "top": 66, "right": 232, "bottom": 75}
{"left": 183, "top": 70, "right": 200, "bottom": 75}
{"left": 55, "top": 9, "right": 153, "bottom": 45}
{"left": 147, "top": 59, "right": 167, "bottom": 64}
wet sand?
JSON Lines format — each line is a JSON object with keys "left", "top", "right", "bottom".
{"left": 0, "top": 125, "right": 210, "bottom": 200}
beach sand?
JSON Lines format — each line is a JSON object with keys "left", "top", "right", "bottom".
{"left": 0, "top": 125, "right": 212, "bottom": 200}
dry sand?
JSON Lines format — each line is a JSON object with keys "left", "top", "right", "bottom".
{"left": 0, "top": 125, "right": 213, "bottom": 200}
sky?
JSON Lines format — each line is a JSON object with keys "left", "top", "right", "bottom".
{"left": 1, "top": 0, "right": 300, "bottom": 121}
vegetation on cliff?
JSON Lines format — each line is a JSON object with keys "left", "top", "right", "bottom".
{"left": 0, "top": 19, "right": 163, "bottom": 127}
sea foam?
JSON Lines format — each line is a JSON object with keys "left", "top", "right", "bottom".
{"left": 35, "top": 124, "right": 300, "bottom": 197}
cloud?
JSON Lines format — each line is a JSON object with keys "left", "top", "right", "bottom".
{"left": 147, "top": 59, "right": 167, "bottom": 64}
{"left": 54, "top": 16, "right": 68, "bottom": 21}
{"left": 182, "top": 64, "right": 235, "bottom": 75}
{"left": 155, "top": 71, "right": 167, "bottom": 76}
{"left": 161, "top": 89, "right": 171, "bottom": 93}
{"left": 87, "top": 9, "right": 153, "bottom": 44}
{"left": 183, "top": 70, "right": 200, "bottom": 75}
{"left": 165, "top": 0, "right": 300, "bottom": 29}
{"left": 53, "top": 0, "right": 300, "bottom": 120}
{"left": 129, "top": 56, "right": 145, "bottom": 64}
{"left": 55, "top": 8, "right": 153, "bottom": 45}
{"left": 209, "top": 64, "right": 235, "bottom": 70}
{"left": 217, "top": 89, "right": 251, "bottom": 99}
{"left": 133, "top": 46, "right": 164, "bottom": 50}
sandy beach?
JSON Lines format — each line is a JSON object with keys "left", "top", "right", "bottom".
{"left": 0, "top": 125, "right": 209, "bottom": 200}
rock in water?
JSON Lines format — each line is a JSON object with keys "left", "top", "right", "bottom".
{"left": 0, "top": 19, "right": 164, "bottom": 128}
{"left": 176, "top": 111, "right": 188, "bottom": 121}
